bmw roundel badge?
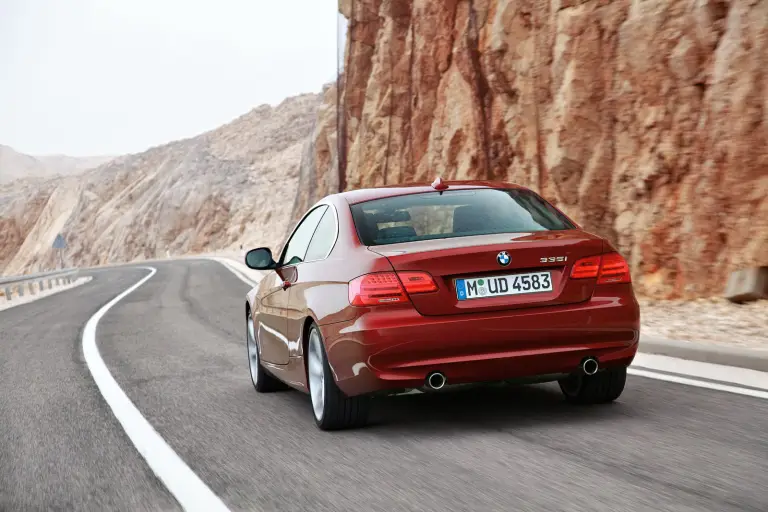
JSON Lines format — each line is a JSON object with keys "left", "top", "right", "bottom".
{"left": 497, "top": 251, "right": 511, "bottom": 266}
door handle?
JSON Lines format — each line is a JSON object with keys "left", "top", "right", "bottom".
{"left": 282, "top": 280, "right": 292, "bottom": 291}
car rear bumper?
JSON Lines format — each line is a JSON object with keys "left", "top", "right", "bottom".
{"left": 321, "top": 284, "right": 640, "bottom": 397}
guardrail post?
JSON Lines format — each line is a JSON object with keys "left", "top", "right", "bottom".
{"left": 4, "top": 287, "right": 11, "bottom": 301}
{"left": 0, "top": 268, "right": 82, "bottom": 298}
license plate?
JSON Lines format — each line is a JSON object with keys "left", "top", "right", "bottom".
{"left": 455, "top": 271, "right": 553, "bottom": 301}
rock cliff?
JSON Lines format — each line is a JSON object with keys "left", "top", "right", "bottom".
{"left": 293, "top": 0, "right": 767, "bottom": 298}
{"left": 0, "top": 145, "right": 113, "bottom": 184}
{"left": 1, "top": 93, "right": 321, "bottom": 275}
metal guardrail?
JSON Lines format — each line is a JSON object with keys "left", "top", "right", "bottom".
{"left": 0, "top": 268, "right": 78, "bottom": 286}
{"left": 0, "top": 268, "right": 80, "bottom": 301}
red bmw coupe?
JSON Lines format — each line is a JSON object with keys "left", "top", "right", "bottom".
{"left": 244, "top": 179, "right": 640, "bottom": 430}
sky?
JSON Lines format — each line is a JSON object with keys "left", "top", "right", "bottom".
{"left": 0, "top": 0, "right": 343, "bottom": 157}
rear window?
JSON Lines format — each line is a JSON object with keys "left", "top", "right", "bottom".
{"left": 350, "top": 189, "right": 575, "bottom": 246}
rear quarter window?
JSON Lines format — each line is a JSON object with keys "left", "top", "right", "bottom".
{"left": 304, "top": 208, "right": 337, "bottom": 261}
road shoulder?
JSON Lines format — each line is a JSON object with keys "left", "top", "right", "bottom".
{"left": 639, "top": 335, "right": 768, "bottom": 373}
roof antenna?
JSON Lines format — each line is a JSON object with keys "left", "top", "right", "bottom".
{"left": 431, "top": 177, "right": 449, "bottom": 194}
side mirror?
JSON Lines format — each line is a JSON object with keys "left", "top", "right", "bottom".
{"left": 245, "top": 247, "right": 277, "bottom": 270}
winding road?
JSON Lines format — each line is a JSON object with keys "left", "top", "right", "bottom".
{"left": 1, "top": 259, "right": 767, "bottom": 511}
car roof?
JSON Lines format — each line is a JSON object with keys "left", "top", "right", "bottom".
{"left": 334, "top": 180, "right": 530, "bottom": 205}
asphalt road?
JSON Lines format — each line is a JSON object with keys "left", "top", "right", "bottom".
{"left": 1, "top": 259, "right": 767, "bottom": 511}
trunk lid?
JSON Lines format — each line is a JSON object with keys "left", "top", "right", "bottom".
{"left": 371, "top": 230, "right": 604, "bottom": 316}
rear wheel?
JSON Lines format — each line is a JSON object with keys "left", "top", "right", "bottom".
{"left": 307, "top": 324, "right": 370, "bottom": 430}
{"left": 558, "top": 366, "right": 627, "bottom": 404}
{"left": 247, "top": 312, "right": 286, "bottom": 392}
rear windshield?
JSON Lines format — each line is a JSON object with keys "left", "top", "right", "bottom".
{"left": 350, "top": 189, "right": 576, "bottom": 246}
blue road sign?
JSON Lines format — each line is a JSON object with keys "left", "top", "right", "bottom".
{"left": 52, "top": 234, "right": 67, "bottom": 249}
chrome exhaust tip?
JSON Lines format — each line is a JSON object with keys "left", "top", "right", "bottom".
{"left": 426, "top": 372, "right": 446, "bottom": 390}
{"left": 582, "top": 357, "right": 599, "bottom": 376}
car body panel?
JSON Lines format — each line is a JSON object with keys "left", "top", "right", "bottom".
{"left": 322, "top": 283, "right": 640, "bottom": 396}
{"left": 247, "top": 195, "right": 397, "bottom": 390}
{"left": 369, "top": 230, "right": 605, "bottom": 316}
{"left": 254, "top": 272, "right": 291, "bottom": 364}
{"left": 245, "top": 181, "right": 640, "bottom": 398}
{"left": 343, "top": 181, "right": 526, "bottom": 205}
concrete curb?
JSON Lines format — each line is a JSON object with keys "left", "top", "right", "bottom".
{"left": 639, "top": 335, "right": 768, "bottom": 373}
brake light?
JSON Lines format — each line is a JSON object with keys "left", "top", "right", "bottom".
{"left": 597, "top": 252, "right": 631, "bottom": 284}
{"left": 348, "top": 273, "right": 408, "bottom": 306}
{"left": 398, "top": 271, "right": 438, "bottom": 294}
{"left": 570, "top": 253, "right": 631, "bottom": 284}
{"left": 570, "top": 255, "right": 601, "bottom": 279}
{"left": 348, "top": 271, "right": 438, "bottom": 306}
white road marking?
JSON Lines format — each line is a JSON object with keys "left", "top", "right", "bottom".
{"left": 632, "top": 353, "right": 768, "bottom": 391}
{"left": 628, "top": 369, "right": 768, "bottom": 400}
{"left": 82, "top": 266, "right": 231, "bottom": 512}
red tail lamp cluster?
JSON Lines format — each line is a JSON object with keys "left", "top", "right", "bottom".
{"left": 570, "top": 253, "right": 631, "bottom": 284}
{"left": 349, "top": 272, "right": 438, "bottom": 306}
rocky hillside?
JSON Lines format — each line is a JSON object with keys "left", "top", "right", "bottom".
{"left": 0, "top": 92, "right": 322, "bottom": 275}
{"left": 293, "top": 0, "right": 767, "bottom": 299}
{"left": 0, "top": 145, "right": 112, "bottom": 184}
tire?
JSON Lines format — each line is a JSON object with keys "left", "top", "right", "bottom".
{"left": 306, "top": 324, "right": 370, "bottom": 430}
{"left": 247, "top": 312, "right": 287, "bottom": 392}
{"left": 558, "top": 366, "right": 627, "bottom": 404}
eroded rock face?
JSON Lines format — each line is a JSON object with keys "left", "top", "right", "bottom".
{"left": 290, "top": 85, "right": 341, "bottom": 230}
{"left": 294, "top": 0, "right": 767, "bottom": 298}
{"left": 0, "top": 144, "right": 113, "bottom": 184}
{"left": 1, "top": 93, "right": 322, "bottom": 275}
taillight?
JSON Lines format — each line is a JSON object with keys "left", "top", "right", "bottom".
{"left": 348, "top": 271, "right": 438, "bottom": 306}
{"left": 570, "top": 255, "right": 601, "bottom": 279}
{"left": 349, "top": 273, "right": 407, "bottom": 306}
{"left": 570, "top": 253, "right": 631, "bottom": 284}
{"left": 398, "top": 271, "right": 438, "bottom": 294}
{"left": 597, "top": 253, "right": 631, "bottom": 284}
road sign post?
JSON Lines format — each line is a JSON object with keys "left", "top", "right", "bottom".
{"left": 52, "top": 234, "right": 67, "bottom": 269}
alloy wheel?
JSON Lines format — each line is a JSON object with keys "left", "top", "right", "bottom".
{"left": 247, "top": 316, "right": 259, "bottom": 385}
{"left": 307, "top": 329, "right": 326, "bottom": 422}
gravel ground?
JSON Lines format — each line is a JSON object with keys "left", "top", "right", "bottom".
{"left": 640, "top": 297, "right": 768, "bottom": 351}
